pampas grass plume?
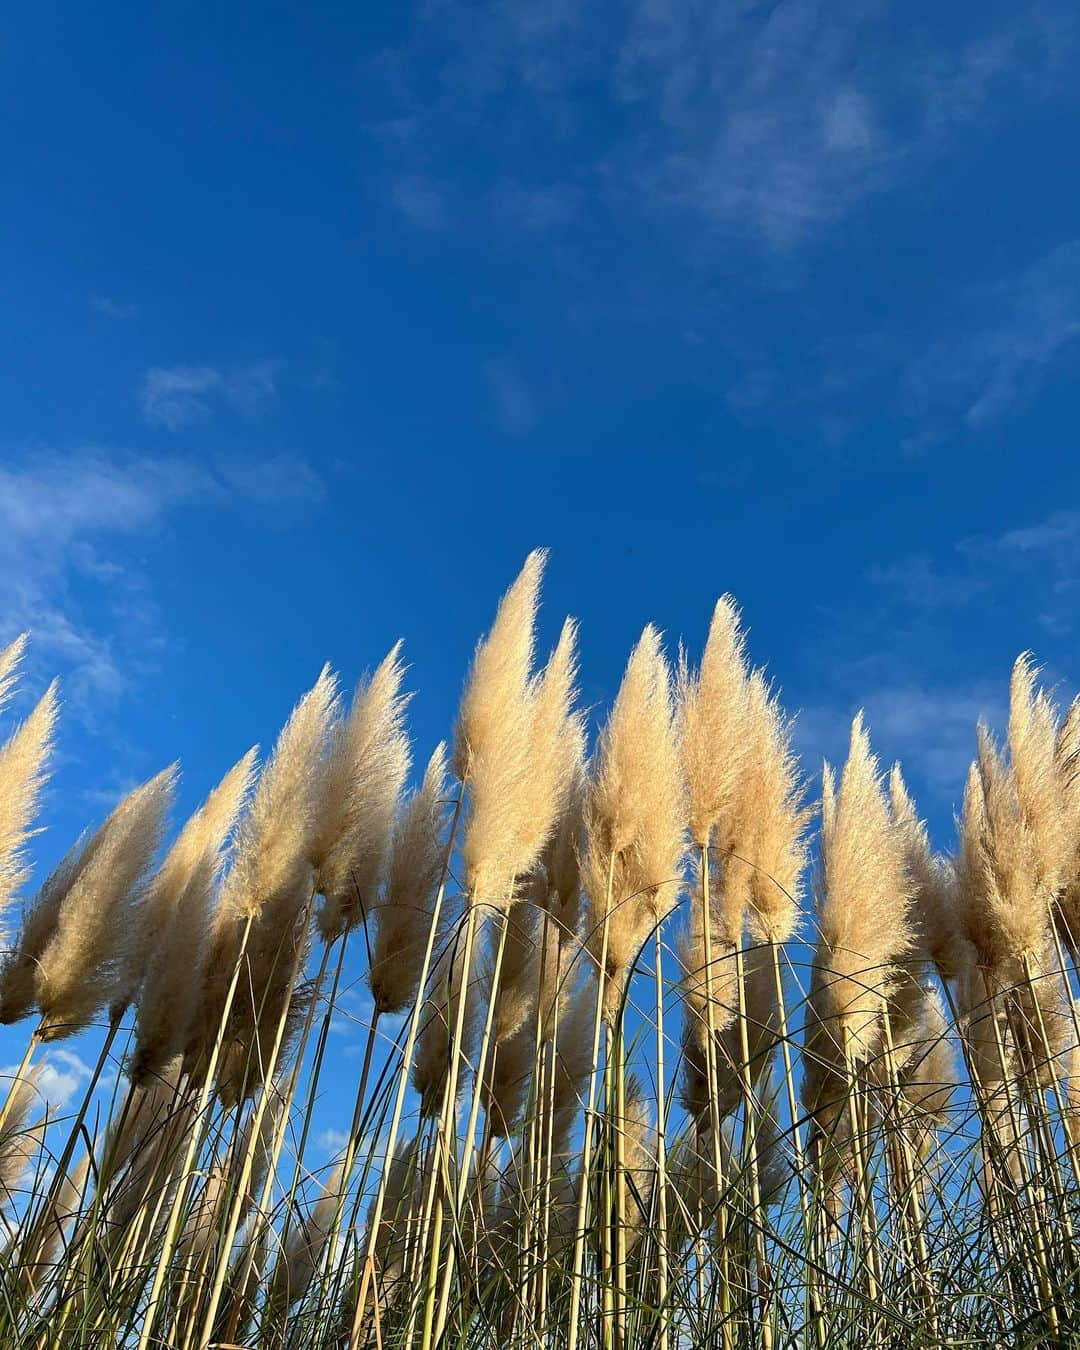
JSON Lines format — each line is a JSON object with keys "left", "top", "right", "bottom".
{"left": 314, "top": 643, "right": 411, "bottom": 939}
{"left": 0, "top": 679, "right": 59, "bottom": 939}
{"left": 368, "top": 742, "right": 450, "bottom": 1014}
{"left": 11, "top": 767, "right": 177, "bottom": 1038}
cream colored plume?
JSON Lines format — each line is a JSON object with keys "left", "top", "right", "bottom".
{"left": 0, "top": 634, "right": 28, "bottom": 717}
{"left": 537, "top": 725, "right": 588, "bottom": 935}
{"left": 178, "top": 1161, "right": 228, "bottom": 1269}
{"left": 678, "top": 856, "right": 741, "bottom": 1060}
{"left": 368, "top": 742, "right": 450, "bottom": 1015}
{"left": 268, "top": 1161, "right": 345, "bottom": 1311}
{"left": 741, "top": 670, "right": 811, "bottom": 945}
{"left": 889, "top": 765, "right": 969, "bottom": 982}
{"left": 36, "top": 767, "right": 176, "bottom": 1036}
{"left": 620, "top": 1075, "right": 657, "bottom": 1257}
{"left": 0, "top": 839, "right": 87, "bottom": 1025}
{"left": 411, "top": 921, "right": 480, "bottom": 1115}
{"left": 956, "top": 728, "right": 1051, "bottom": 972}
{"left": 18, "top": 1149, "right": 91, "bottom": 1287}
{"left": 219, "top": 666, "right": 339, "bottom": 924}
{"left": 483, "top": 1017, "right": 534, "bottom": 1139}
{"left": 129, "top": 750, "right": 257, "bottom": 1084}
{"left": 0, "top": 1067, "right": 44, "bottom": 1212}
{"left": 314, "top": 644, "right": 411, "bottom": 940}
{"left": 369, "top": 745, "right": 448, "bottom": 1015}
{"left": 1008, "top": 654, "right": 1067, "bottom": 899}
{"left": 680, "top": 597, "right": 749, "bottom": 853}
{"left": 103, "top": 1059, "right": 194, "bottom": 1231}
{"left": 0, "top": 679, "right": 59, "bottom": 941}
{"left": 204, "top": 670, "right": 338, "bottom": 1096}
{"left": 583, "top": 625, "right": 686, "bottom": 1022}
{"left": 459, "top": 556, "right": 578, "bottom": 908}
{"left": 0, "top": 767, "right": 176, "bottom": 1037}
{"left": 452, "top": 549, "right": 545, "bottom": 783}
{"left": 802, "top": 715, "right": 912, "bottom": 1123}
{"left": 1055, "top": 695, "right": 1080, "bottom": 950}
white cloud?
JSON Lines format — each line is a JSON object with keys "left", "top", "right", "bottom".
{"left": 484, "top": 358, "right": 541, "bottom": 436}
{"left": 317, "top": 1128, "right": 349, "bottom": 1157}
{"left": 380, "top": 2, "right": 1078, "bottom": 250}
{"left": 902, "top": 241, "right": 1080, "bottom": 438}
{"left": 0, "top": 1047, "right": 94, "bottom": 1112}
{"left": 797, "top": 680, "right": 1006, "bottom": 810}
{"left": 89, "top": 295, "right": 137, "bottom": 320}
{"left": 871, "top": 508, "right": 1080, "bottom": 637}
{"left": 140, "top": 360, "right": 282, "bottom": 430}
{"left": 218, "top": 453, "right": 326, "bottom": 507}
{"left": 0, "top": 450, "right": 324, "bottom": 701}
{"left": 724, "top": 239, "right": 1080, "bottom": 448}
{"left": 390, "top": 175, "right": 450, "bottom": 230}
{"left": 822, "top": 90, "right": 875, "bottom": 153}
{"left": 490, "top": 180, "right": 582, "bottom": 231}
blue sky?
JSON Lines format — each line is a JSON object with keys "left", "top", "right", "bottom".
{"left": 3, "top": 2, "right": 1080, "bottom": 1137}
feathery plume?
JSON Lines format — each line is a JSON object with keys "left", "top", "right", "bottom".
{"left": 889, "top": 765, "right": 969, "bottom": 982}
{"left": 459, "top": 556, "right": 575, "bottom": 908}
{"left": 620, "top": 1075, "right": 657, "bottom": 1257}
{"left": 0, "top": 680, "right": 59, "bottom": 942}
{"left": 741, "top": 671, "right": 811, "bottom": 945}
{"left": 197, "top": 669, "right": 337, "bottom": 1094}
{"left": 453, "top": 549, "right": 545, "bottom": 783}
{"left": 802, "top": 715, "right": 912, "bottom": 1122}
{"left": 893, "top": 985, "right": 958, "bottom": 1131}
{"left": 1008, "top": 654, "right": 1067, "bottom": 898}
{"left": 219, "top": 666, "right": 338, "bottom": 925}
{"left": 1054, "top": 696, "right": 1080, "bottom": 949}
{"left": 680, "top": 597, "right": 749, "bottom": 853}
{"left": 314, "top": 644, "right": 412, "bottom": 940}
{"left": 368, "top": 743, "right": 450, "bottom": 1014}
{"left": 0, "top": 1067, "right": 43, "bottom": 1212}
{"left": 412, "top": 922, "right": 481, "bottom": 1115}
{"left": 177, "top": 1161, "right": 228, "bottom": 1269}
{"left": 36, "top": 768, "right": 175, "bottom": 1036}
{"left": 0, "top": 768, "right": 176, "bottom": 1036}
{"left": 103, "top": 1058, "right": 193, "bottom": 1229}
{"left": 0, "top": 634, "right": 29, "bottom": 717}
{"left": 548, "top": 968, "right": 596, "bottom": 1145}
{"left": 584, "top": 626, "right": 686, "bottom": 1021}
{"left": 0, "top": 840, "right": 87, "bottom": 1025}
{"left": 957, "top": 729, "right": 1049, "bottom": 972}
{"left": 18, "top": 1149, "right": 91, "bottom": 1287}
{"left": 129, "top": 750, "right": 256, "bottom": 1083}
{"left": 678, "top": 857, "right": 741, "bottom": 1060}
{"left": 268, "top": 1161, "right": 345, "bottom": 1311}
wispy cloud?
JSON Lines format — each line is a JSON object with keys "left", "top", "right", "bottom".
{"left": 490, "top": 180, "right": 582, "bottom": 232}
{"left": 484, "top": 358, "right": 541, "bottom": 436}
{"left": 378, "top": 2, "right": 1078, "bottom": 249}
{"left": 722, "top": 239, "right": 1080, "bottom": 451}
{"left": 797, "top": 681, "right": 1005, "bottom": 807}
{"left": 873, "top": 507, "right": 1080, "bottom": 636}
{"left": 901, "top": 242, "right": 1080, "bottom": 443}
{"left": 90, "top": 295, "right": 137, "bottom": 320}
{"left": 389, "top": 175, "right": 450, "bottom": 230}
{"left": 140, "top": 360, "right": 283, "bottom": 430}
{"left": 0, "top": 450, "right": 324, "bottom": 701}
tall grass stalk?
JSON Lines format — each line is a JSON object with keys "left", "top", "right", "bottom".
{"left": 4, "top": 584, "right": 1080, "bottom": 1350}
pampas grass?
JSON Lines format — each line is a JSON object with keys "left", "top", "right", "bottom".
{"left": 3, "top": 567, "right": 1080, "bottom": 1350}
{"left": 0, "top": 675, "right": 58, "bottom": 941}
{"left": 315, "top": 644, "right": 411, "bottom": 940}
{"left": 0, "top": 767, "right": 176, "bottom": 1038}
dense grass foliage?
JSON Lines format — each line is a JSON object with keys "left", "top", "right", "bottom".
{"left": 0, "top": 557, "right": 1078, "bottom": 1348}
